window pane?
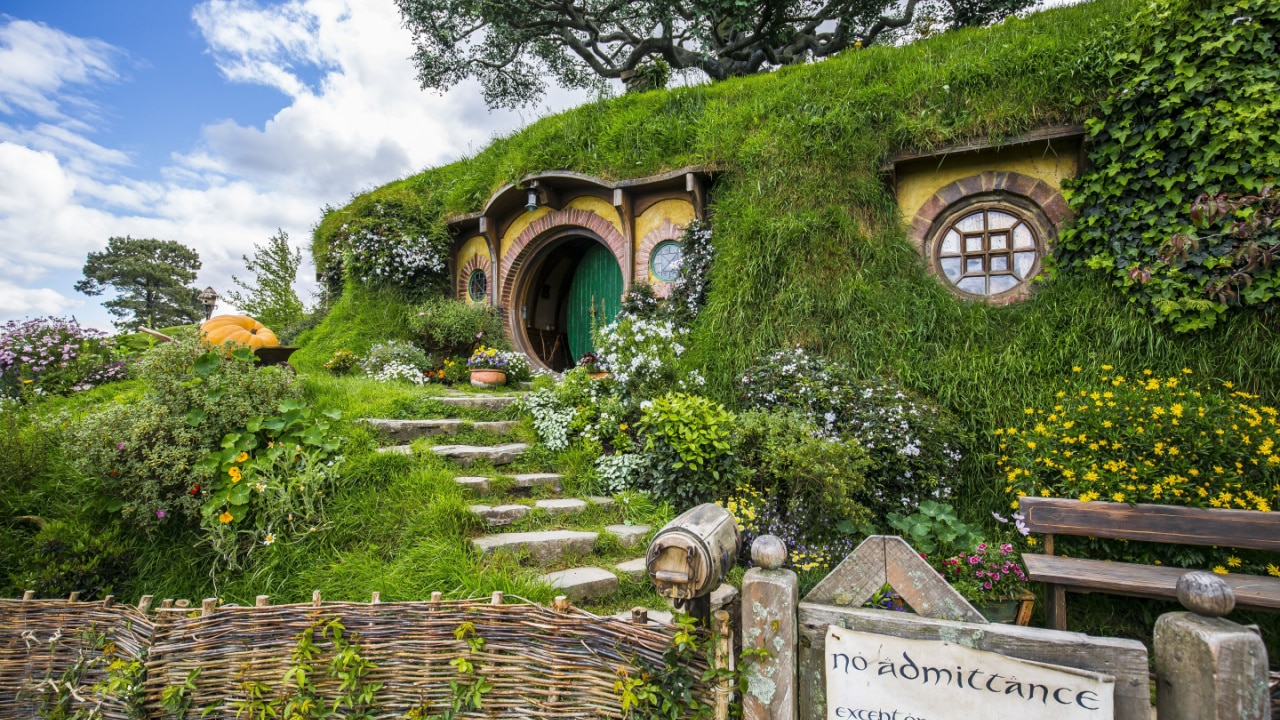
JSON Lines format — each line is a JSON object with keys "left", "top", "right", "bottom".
{"left": 957, "top": 212, "right": 984, "bottom": 233}
{"left": 940, "top": 230, "right": 961, "bottom": 256}
{"left": 966, "top": 258, "right": 984, "bottom": 274}
{"left": 1014, "top": 224, "right": 1034, "bottom": 249}
{"left": 965, "top": 236, "right": 984, "bottom": 253}
{"left": 940, "top": 257, "right": 962, "bottom": 280}
{"left": 1015, "top": 251, "right": 1037, "bottom": 278}
{"left": 957, "top": 276, "right": 986, "bottom": 294}
{"left": 988, "top": 211, "right": 1017, "bottom": 230}
{"left": 989, "top": 233, "right": 1008, "bottom": 250}
{"left": 990, "top": 255, "right": 1009, "bottom": 272}
{"left": 989, "top": 274, "right": 1019, "bottom": 294}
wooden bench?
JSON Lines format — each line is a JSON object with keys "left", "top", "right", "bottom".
{"left": 1019, "top": 496, "right": 1280, "bottom": 630}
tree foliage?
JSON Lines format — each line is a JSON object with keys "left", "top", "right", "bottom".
{"left": 395, "top": 0, "right": 1035, "bottom": 108}
{"left": 75, "top": 237, "right": 204, "bottom": 330}
{"left": 222, "top": 229, "right": 307, "bottom": 330}
{"left": 1059, "top": 0, "right": 1280, "bottom": 331}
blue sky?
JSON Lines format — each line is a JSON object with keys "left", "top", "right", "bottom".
{"left": 0, "top": 0, "right": 585, "bottom": 330}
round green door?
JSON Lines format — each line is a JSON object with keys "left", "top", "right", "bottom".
{"left": 567, "top": 243, "right": 624, "bottom": 362}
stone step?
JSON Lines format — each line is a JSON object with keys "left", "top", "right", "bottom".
{"left": 535, "top": 498, "right": 587, "bottom": 516}
{"left": 615, "top": 557, "right": 648, "bottom": 582}
{"left": 469, "top": 504, "right": 530, "bottom": 525}
{"left": 605, "top": 524, "right": 651, "bottom": 548}
{"left": 362, "top": 418, "right": 519, "bottom": 442}
{"left": 430, "top": 443, "right": 529, "bottom": 466}
{"left": 472, "top": 530, "right": 598, "bottom": 564}
{"left": 437, "top": 396, "right": 520, "bottom": 410}
{"left": 512, "top": 473, "right": 562, "bottom": 491}
{"left": 540, "top": 567, "right": 619, "bottom": 602}
{"left": 456, "top": 476, "right": 491, "bottom": 493}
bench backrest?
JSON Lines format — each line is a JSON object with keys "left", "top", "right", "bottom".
{"left": 1019, "top": 497, "right": 1280, "bottom": 552}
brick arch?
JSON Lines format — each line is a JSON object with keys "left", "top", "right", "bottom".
{"left": 635, "top": 219, "right": 685, "bottom": 297}
{"left": 498, "top": 207, "right": 629, "bottom": 310}
{"left": 907, "top": 170, "right": 1072, "bottom": 255}
{"left": 457, "top": 254, "right": 491, "bottom": 303}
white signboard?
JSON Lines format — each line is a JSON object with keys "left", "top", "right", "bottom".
{"left": 825, "top": 626, "right": 1115, "bottom": 720}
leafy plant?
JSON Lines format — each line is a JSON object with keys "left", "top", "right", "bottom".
{"left": 196, "top": 398, "right": 343, "bottom": 570}
{"left": 1060, "top": 0, "right": 1280, "bottom": 331}
{"left": 886, "top": 500, "right": 984, "bottom": 557}
{"left": 159, "top": 668, "right": 202, "bottom": 720}
{"left": 359, "top": 340, "right": 431, "bottom": 375}
{"left": 637, "top": 393, "right": 736, "bottom": 506}
{"left": 21, "top": 521, "right": 132, "bottom": 601}
{"left": 407, "top": 297, "right": 505, "bottom": 357}
{"left": 324, "top": 349, "right": 360, "bottom": 375}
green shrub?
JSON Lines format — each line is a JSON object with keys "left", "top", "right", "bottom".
{"left": 20, "top": 520, "right": 132, "bottom": 600}
{"left": 741, "top": 348, "right": 966, "bottom": 524}
{"left": 62, "top": 338, "right": 300, "bottom": 530}
{"left": 722, "top": 411, "right": 870, "bottom": 572}
{"left": 358, "top": 341, "right": 431, "bottom": 375}
{"left": 277, "top": 308, "right": 328, "bottom": 345}
{"left": 634, "top": 392, "right": 736, "bottom": 505}
{"left": 324, "top": 349, "right": 360, "bottom": 375}
{"left": 317, "top": 188, "right": 452, "bottom": 299}
{"left": 886, "top": 500, "right": 984, "bottom": 557}
{"left": 407, "top": 297, "right": 506, "bottom": 357}
{"left": 1060, "top": 0, "right": 1280, "bottom": 331}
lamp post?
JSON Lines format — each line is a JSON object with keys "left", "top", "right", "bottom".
{"left": 199, "top": 286, "right": 218, "bottom": 321}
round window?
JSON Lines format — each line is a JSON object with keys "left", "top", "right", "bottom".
{"left": 650, "top": 241, "right": 684, "bottom": 282}
{"left": 933, "top": 207, "right": 1041, "bottom": 297}
{"left": 467, "top": 269, "right": 488, "bottom": 303}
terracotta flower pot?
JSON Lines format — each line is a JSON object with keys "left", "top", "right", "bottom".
{"left": 470, "top": 370, "right": 507, "bottom": 388}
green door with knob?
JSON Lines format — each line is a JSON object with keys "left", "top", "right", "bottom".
{"left": 567, "top": 243, "right": 623, "bottom": 363}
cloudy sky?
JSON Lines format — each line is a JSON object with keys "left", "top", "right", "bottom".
{"left": 0, "top": 0, "right": 587, "bottom": 330}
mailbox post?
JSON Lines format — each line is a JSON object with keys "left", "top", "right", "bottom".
{"left": 646, "top": 503, "right": 741, "bottom": 625}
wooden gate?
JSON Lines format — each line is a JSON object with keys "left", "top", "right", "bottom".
{"left": 566, "top": 243, "right": 623, "bottom": 362}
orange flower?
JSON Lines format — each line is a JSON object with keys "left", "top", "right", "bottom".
{"left": 218, "top": 511, "right": 233, "bottom": 524}
{"left": 236, "top": 451, "right": 250, "bottom": 463}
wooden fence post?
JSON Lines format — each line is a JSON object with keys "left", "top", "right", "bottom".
{"left": 713, "top": 610, "right": 733, "bottom": 720}
{"left": 740, "top": 535, "right": 797, "bottom": 720}
{"left": 1155, "top": 572, "right": 1271, "bottom": 719}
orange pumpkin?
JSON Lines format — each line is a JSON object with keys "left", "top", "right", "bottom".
{"left": 200, "top": 315, "right": 280, "bottom": 349}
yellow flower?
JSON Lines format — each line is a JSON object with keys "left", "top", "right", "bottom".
{"left": 1268, "top": 564, "right": 1280, "bottom": 578}
{"left": 218, "top": 511, "right": 234, "bottom": 524}
{"left": 1101, "top": 364, "right": 1113, "bottom": 371}
{"left": 1072, "top": 366, "right": 1081, "bottom": 373}
{"left": 1227, "top": 556, "right": 1242, "bottom": 568}
{"left": 236, "top": 451, "right": 250, "bottom": 463}
{"left": 619, "top": 423, "right": 629, "bottom": 431}
{"left": 1212, "top": 566, "right": 1228, "bottom": 575}
{"left": 1112, "top": 492, "right": 1125, "bottom": 503}
{"left": 1181, "top": 367, "right": 1193, "bottom": 374}
{"left": 228, "top": 466, "right": 242, "bottom": 482}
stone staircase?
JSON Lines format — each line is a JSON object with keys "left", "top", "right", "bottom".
{"left": 362, "top": 390, "right": 655, "bottom": 605}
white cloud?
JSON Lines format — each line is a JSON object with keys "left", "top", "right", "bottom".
{"left": 0, "top": 7, "right": 588, "bottom": 329}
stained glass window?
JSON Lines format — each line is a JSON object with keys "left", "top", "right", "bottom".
{"left": 468, "top": 269, "right": 488, "bottom": 303}
{"left": 934, "top": 207, "right": 1040, "bottom": 298}
{"left": 651, "top": 241, "right": 683, "bottom": 282}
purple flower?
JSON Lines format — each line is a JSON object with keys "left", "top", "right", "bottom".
{"left": 156, "top": 510, "right": 166, "bottom": 519}
{"left": 117, "top": 442, "right": 125, "bottom": 451}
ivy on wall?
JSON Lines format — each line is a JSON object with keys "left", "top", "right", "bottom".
{"left": 1059, "top": 0, "right": 1280, "bottom": 332}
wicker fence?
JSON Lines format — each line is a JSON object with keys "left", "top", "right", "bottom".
{"left": 1, "top": 592, "right": 720, "bottom": 719}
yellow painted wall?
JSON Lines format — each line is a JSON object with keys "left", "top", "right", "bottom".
{"left": 565, "top": 196, "right": 624, "bottom": 236}
{"left": 457, "top": 235, "right": 489, "bottom": 302}
{"left": 895, "top": 139, "right": 1079, "bottom": 221}
{"left": 499, "top": 206, "right": 552, "bottom": 258}
{"left": 638, "top": 199, "right": 696, "bottom": 284}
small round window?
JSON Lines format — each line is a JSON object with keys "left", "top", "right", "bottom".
{"left": 650, "top": 241, "right": 683, "bottom": 282}
{"left": 934, "top": 207, "right": 1040, "bottom": 297}
{"left": 467, "top": 269, "right": 488, "bottom": 303}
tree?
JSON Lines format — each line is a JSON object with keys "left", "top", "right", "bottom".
{"left": 75, "top": 237, "right": 204, "bottom": 330}
{"left": 396, "top": 0, "right": 1034, "bottom": 108}
{"left": 221, "top": 229, "right": 307, "bottom": 330}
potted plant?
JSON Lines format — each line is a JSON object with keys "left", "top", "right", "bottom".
{"left": 938, "top": 542, "right": 1034, "bottom": 625}
{"left": 578, "top": 352, "right": 608, "bottom": 379}
{"left": 467, "top": 345, "right": 510, "bottom": 387}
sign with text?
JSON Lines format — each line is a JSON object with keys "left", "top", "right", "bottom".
{"left": 825, "top": 625, "right": 1115, "bottom": 720}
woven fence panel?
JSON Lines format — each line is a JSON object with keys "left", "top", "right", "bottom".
{"left": 0, "top": 599, "right": 153, "bottom": 720}
{"left": 3, "top": 597, "right": 710, "bottom": 719}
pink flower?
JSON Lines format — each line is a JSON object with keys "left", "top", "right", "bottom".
{"left": 968, "top": 555, "right": 981, "bottom": 565}
{"left": 156, "top": 510, "right": 166, "bottom": 519}
{"left": 117, "top": 442, "right": 125, "bottom": 450}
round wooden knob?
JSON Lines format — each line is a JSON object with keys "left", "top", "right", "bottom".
{"left": 1176, "top": 571, "right": 1235, "bottom": 617}
{"left": 752, "top": 535, "right": 787, "bottom": 570}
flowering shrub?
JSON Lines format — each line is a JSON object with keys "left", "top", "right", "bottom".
{"left": 576, "top": 352, "right": 606, "bottom": 373}
{"left": 373, "top": 361, "right": 428, "bottom": 385}
{"left": 1002, "top": 366, "right": 1280, "bottom": 574}
{"left": 596, "top": 316, "right": 691, "bottom": 402}
{"left": 741, "top": 348, "right": 964, "bottom": 522}
{"left": 62, "top": 338, "right": 299, "bottom": 530}
{"left": 0, "top": 317, "right": 126, "bottom": 399}
{"left": 521, "top": 390, "right": 577, "bottom": 451}
{"left": 196, "top": 398, "right": 343, "bottom": 570}
{"left": 330, "top": 190, "right": 450, "bottom": 297}
{"left": 938, "top": 543, "right": 1029, "bottom": 604}
{"left": 324, "top": 349, "right": 360, "bottom": 375}
{"left": 669, "top": 220, "right": 713, "bottom": 322}
{"left": 1001, "top": 367, "right": 1278, "bottom": 511}
{"left": 408, "top": 297, "right": 504, "bottom": 356}
{"left": 359, "top": 341, "right": 430, "bottom": 376}
{"left": 498, "top": 349, "right": 532, "bottom": 383}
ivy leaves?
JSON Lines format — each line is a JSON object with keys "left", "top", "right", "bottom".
{"left": 1060, "top": 0, "right": 1280, "bottom": 331}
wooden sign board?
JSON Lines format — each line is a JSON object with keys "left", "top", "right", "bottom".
{"left": 825, "top": 625, "right": 1115, "bottom": 720}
